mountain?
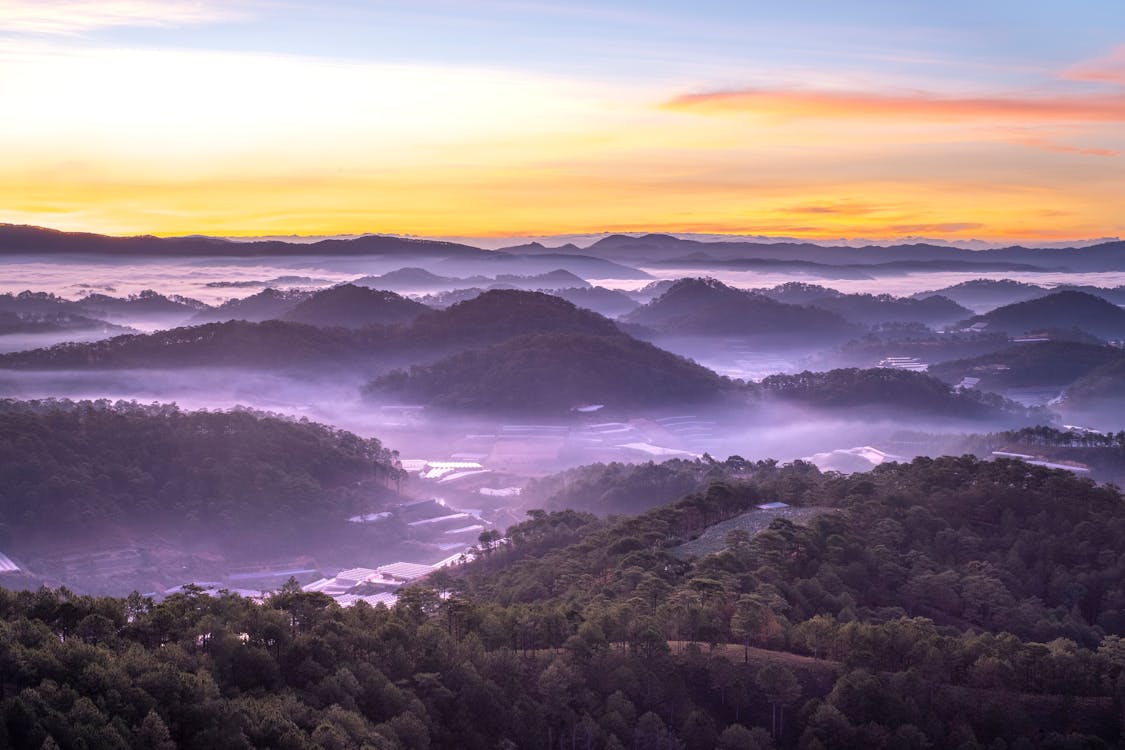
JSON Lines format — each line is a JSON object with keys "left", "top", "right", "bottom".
{"left": 367, "top": 331, "right": 732, "bottom": 413}
{"left": 928, "top": 341, "right": 1124, "bottom": 389}
{"left": 0, "top": 320, "right": 390, "bottom": 370}
{"left": 405, "top": 289, "right": 622, "bottom": 346}
{"left": 191, "top": 288, "right": 312, "bottom": 323}
{"left": 751, "top": 281, "right": 839, "bottom": 305}
{"left": 961, "top": 290, "right": 1125, "bottom": 339}
{"left": 548, "top": 286, "right": 640, "bottom": 317}
{"left": 578, "top": 232, "right": 1125, "bottom": 271}
{"left": 280, "top": 284, "right": 430, "bottom": 328}
{"left": 0, "top": 291, "right": 87, "bottom": 316}
{"left": 0, "top": 310, "right": 132, "bottom": 336}
{"left": 76, "top": 289, "right": 208, "bottom": 321}
{"left": 1064, "top": 358, "right": 1125, "bottom": 408}
{"left": 0, "top": 223, "right": 489, "bottom": 258}
{"left": 622, "top": 277, "right": 856, "bottom": 339}
{"left": 759, "top": 367, "right": 1036, "bottom": 420}
{"left": 912, "top": 279, "right": 1048, "bottom": 311}
{"left": 0, "top": 290, "right": 625, "bottom": 372}
{"left": 0, "top": 399, "right": 399, "bottom": 533}
{"left": 353, "top": 268, "right": 592, "bottom": 294}
{"left": 756, "top": 283, "right": 971, "bottom": 325}
{"left": 819, "top": 294, "right": 971, "bottom": 327}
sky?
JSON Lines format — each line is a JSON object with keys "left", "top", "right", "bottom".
{"left": 0, "top": 0, "right": 1123, "bottom": 243}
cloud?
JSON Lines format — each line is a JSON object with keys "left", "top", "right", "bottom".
{"left": 889, "top": 222, "right": 985, "bottom": 233}
{"left": 1063, "top": 45, "right": 1125, "bottom": 86}
{"left": 663, "top": 88, "right": 1125, "bottom": 123}
{"left": 1009, "top": 137, "right": 1119, "bottom": 158}
{"left": 784, "top": 203, "right": 888, "bottom": 216}
{"left": 0, "top": 1, "right": 247, "bottom": 35}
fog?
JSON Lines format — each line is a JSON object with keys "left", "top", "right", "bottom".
{"left": 1, "top": 253, "right": 1118, "bottom": 595}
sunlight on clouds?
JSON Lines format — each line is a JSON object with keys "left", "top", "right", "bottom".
{"left": 0, "top": 42, "right": 629, "bottom": 170}
{"left": 1, "top": 37, "right": 1123, "bottom": 241}
{"left": 0, "top": 0, "right": 248, "bottom": 35}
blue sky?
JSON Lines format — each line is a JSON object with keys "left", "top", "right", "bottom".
{"left": 1, "top": 1, "right": 1122, "bottom": 239}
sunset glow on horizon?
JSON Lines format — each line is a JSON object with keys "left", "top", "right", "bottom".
{"left": 1, "top": 1, "right": 1123, "bottom": 243}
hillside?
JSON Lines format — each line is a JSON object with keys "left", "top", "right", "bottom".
{"left": 76, "top": 289, "right": 208, "bottom": 320}
{"left": 807, "top": 292, "right": 970, "bottom": 327}
{"left": 0, "top": 290, "right": 626, "bottom": 371}
{"left": 928, "top": 341, "right": 1123, "bottom": 389}
{"left": 367, "top": 332, "right": 733, "bottom": 413}
{"left": 623, "top": 277, "right": 856, "bottom": 339}
{"left": 0, "top": 320, "right": 389, "bottom": 370}
{"left": 758, "top": 283, "right": 972, "bottom": 326}
{"left": 960, "top": 290, "right": 1125, "bottom": 339}
{"left": 1065, "top": 357, "right": 1125, "bottom": 406}
{"left": 0, "top": 399, "right": 400, "bottom": 531}
{"left": 0, "top": 310, "right": 131, "bottom": 336}
{"left": 0, "top": 457, "right": 1123, "bottom": 747}
{"left": 353, "top": 268, "right": 590, "bottom": 294}
{"left": 548, "top": 286, "right": 640, "bottom": 317}
{"left": 759, "top": 367, "right": 1034, "bottom": 420}
{"left": 0, "top": 291, "right": 87, "bottom": 316}
{"left": 0, "top": 222, "right": 489, "bottom": 258}
{"left": 191, "top": 288, "right": 312, "bottom": 323}
{"left": 404, "top": 289, "right": 622, "bottom": 346}
{"left": 280, "top": 284, "right": 430, "bottom": 328}
{"left": 912, "top": 279, "right": 1047, "bottom": 311}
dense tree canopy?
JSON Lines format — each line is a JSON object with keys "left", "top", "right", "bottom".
{"left": 0, "top": 399, "right": 401, "bottom": 530}
{"left": 2, "top": 456, "right": 1124, "bottom": 748}
{"left": 366, "top": 332, "right": 736, "bottom": 413}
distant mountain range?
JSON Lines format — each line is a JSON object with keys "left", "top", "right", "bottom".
{"left": 527, "top": 233, "right": 1125, "bottom": 272}
{"left": 7, "top": 224, "right": 1125, "bottom": 273}
{"left": 0, "top": 224, "right": 650, "bottom": 280}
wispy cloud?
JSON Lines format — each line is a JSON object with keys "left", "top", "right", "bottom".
{"left": 1009, "top": 136, "right": 1119, "bottom": 157}
{"left": 663, "top": 88, "right": 1125, "bottom": 123}
{"left": 0, "top": 1, "right": 249, "bottom": 35}
{"left": 784, "top": 202, "right": 889, "bottom": 216}
{"left": 889, "top": 222, "right": 985, "bottom": 233}
{"left": 1063, "top": 45, "right": 1125, "bottom": 85}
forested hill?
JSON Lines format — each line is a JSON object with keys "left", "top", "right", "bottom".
{"left": 0, "top": 320, "right": 390, "bottom": 369}
{"left": 623, "top": 277, "right": 856, "bottom": 340}
{"left": 962, "top": 290, "right": 1125, "bottom": 339}
{"left": 0, "top": 399, "right": 401, "bottom": 531}
{"left": 366, "top": 332, "right": 734, "bottom": 413}
{"left": 280, "top": 284, "right": 431, "bottom": 328}
{"left": 2, "top": 456, "right": 1124, "bottom": 748}
{"left": 0, "top": 289, "right": 624, "bottom": 372}
{"left": 758, "top": 367, "right": 1038, "bottom": 421}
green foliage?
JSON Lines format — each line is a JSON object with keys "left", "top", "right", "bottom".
{"left": 521, "top": 458, "right": 743, "bottom": 516}
{"left": 928, "top": 341, "right": 1122, "bottom": 389}
{"left": 0, "top": 456, "right": 1123, "bottom": 747}
{"left": 759, "top": 367, "right": 1036, "bottom": 420}
{"left": 0, "top": 399, "right": 401, "bottom": 529}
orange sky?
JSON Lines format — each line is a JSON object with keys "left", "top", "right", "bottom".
{"left": 0, "top": 2, "right": 1122, "bottom": 243}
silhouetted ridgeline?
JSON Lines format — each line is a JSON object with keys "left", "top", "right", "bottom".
{"left": 1, "top": 457, "right": 1123, "bottom": 747}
